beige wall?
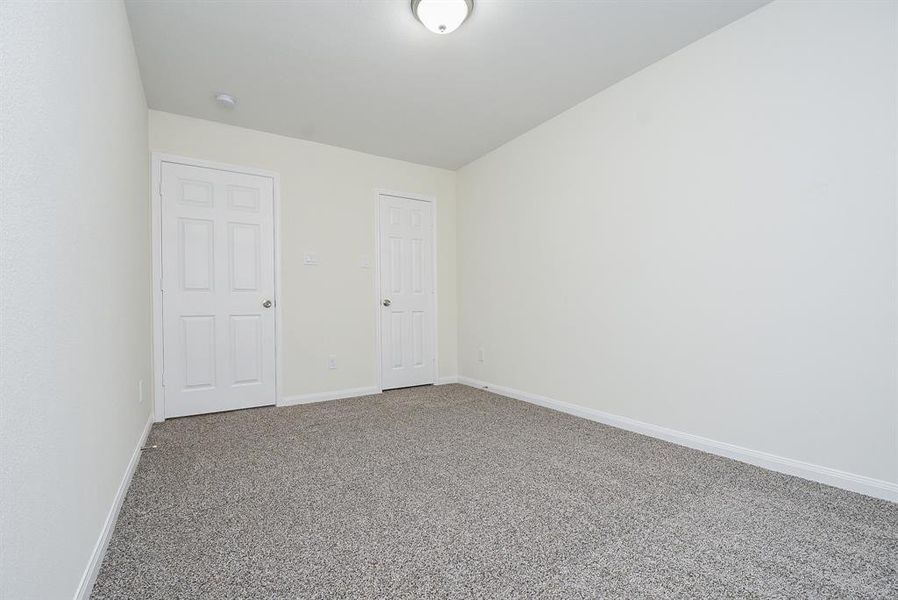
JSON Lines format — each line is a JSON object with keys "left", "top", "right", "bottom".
{"left": 149, "top": 110, "right": 458, "bottom": 399}
{"left": 457, "top": 0, "right": 898, "bottom": 484}
{"left": 0, "top": 2, "right": 152, "bottom": 598}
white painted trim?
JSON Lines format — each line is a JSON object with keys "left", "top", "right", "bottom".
{"left": 151, "top": 153, "right": 282, "bottom": 421}
{"left": 280, "top": 386, "right": 382, "bottom": 407}
{"left": 151, "top": 156, "right": 164, "bottom": 422}
{"left": 74, "top": 413, "right": 153, "bottom": 600}
{"left": 437, "top": 375, "right": 458, "bottom": 385}
{"left": 374, "top": 189, "right": 439, "bottom": 392}
{"left": 457, "top": 376, "right": 898, "bottom": 503}
{"left": 273, "top": 174, "right": 284, "bottom": 412}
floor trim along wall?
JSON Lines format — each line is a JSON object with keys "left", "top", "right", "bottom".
{"left": 457, "top": 377, "right": 898, "bottom": 503}
{"left": 75, "top": 413, "right": 154, "bottom": 600}
{"left": 279, "top": 386, "right": 382, "bottom": 407}
{"left": 279, "top": 378, "right": 459, "bottom": 407}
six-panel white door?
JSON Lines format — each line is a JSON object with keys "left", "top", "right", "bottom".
{"left": 161, "top": 162, "right": 276, "bottom": 418}
{"left": 379, "top": 194, "right": 435, "bottom": 389}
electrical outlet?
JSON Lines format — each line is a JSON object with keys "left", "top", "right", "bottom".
{"left": 303, "top": 252, "right": 319, "bottom": 266}
{"left": 328, "top": 355, "right": 337, "bottom": 370}
{"left": 138, "top": 379, "right": 145, "bottom": 403}
{"left": 477, "top": 347, "right": 485, "bottom": 363}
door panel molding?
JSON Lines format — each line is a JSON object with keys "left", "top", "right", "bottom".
{"left": 151, "top": 153, "right": 282, "bottom": 422}
{"left": 374, "top": 189, "right": 438, "bottom": 391}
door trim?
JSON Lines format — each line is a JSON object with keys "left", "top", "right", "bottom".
{"left": 151, "top": 153, "right": 282, "bottom": 422}
{"left": 374, "top": 189, "right": 439, "bottom": 392}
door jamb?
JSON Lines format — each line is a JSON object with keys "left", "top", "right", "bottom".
{"left": 151, "top": 153, "right": 282, "bottom": 422}
{"left": 374, "top": 189, "right": 439, "bottom": 393}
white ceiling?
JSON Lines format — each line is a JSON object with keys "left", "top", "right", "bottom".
{"left": 125, "top": 0, "right": 768, "bottom": 169}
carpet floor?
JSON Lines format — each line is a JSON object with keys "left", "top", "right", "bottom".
{"left": 91, "top": 384, "right": 898, "bottom": 599}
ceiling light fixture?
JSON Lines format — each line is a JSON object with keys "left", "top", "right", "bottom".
{"left": 215, "top": 93, "right": 237, "bottom": 108}
{"left": 412, "top": 0, "right": 473, "bottom": 35}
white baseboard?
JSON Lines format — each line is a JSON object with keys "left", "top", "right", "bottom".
{"left": 74, "top": 412, "right": 154, "bottom": 600}
{"left": 279, "top": 386, "right": 381, "bottom": 407}
{"left": 279, "top": 379, "right": 460, "bottom": 407}
{"left": 457, "top": 376, "right": 898, "bottom": 503}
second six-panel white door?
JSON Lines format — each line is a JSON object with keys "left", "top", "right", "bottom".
{"left": 379, "top": 194, "right": 435, "bottom": 390}
{"left": 161, "top": 162, "right": 276, "bottom": 418}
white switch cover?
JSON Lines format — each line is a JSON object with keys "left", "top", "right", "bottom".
{"left": 328, "top": 355, "right": 337, "bottom": 369}
{"left": 303, "top": 252, "right": 319, "bottom": 266}
{"left": 477, "top": 348, "right": 485, "bottom": 363}
{"left": 359, "top": 255, "right": 371, "bottom": 269}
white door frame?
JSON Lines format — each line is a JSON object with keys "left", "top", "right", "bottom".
{"left": 151, "top": 153, "right": 282, "bottom": 422}
{"left": 374, "top": 189, "right": 439, "bottom": 391}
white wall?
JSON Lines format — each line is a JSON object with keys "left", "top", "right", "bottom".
{"left": 0, "top": 2, "right": 152, "bottom": 599}
{"left": 149, "top": 111, "right": 458, "bottom": 399}
{"left": 457, "top": 0, "right": 897, "bottom": 485}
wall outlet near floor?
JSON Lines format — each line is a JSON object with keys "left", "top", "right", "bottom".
{"left": 138, "top": 379, "right": 145, "bottom": 403}
{"left": 328, "top": 355, "right": 337, "bottom": 370}
{"left": 477, "top": 347, "right": 485, "bottom": 363}
{"left": 303, "top": 252, "right": 319, "bottom": 266}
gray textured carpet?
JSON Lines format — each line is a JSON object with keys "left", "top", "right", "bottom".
{"left": 91, "top": 384, "right": 898, "bottom": 599}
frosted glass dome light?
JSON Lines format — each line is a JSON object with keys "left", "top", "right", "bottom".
{"left": 412, "top": 0, "right": 473, "bottom": 35}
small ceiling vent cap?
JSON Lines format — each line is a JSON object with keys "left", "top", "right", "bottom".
{"left": 215, "top": 93, "right": 237, "bottom": 108}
